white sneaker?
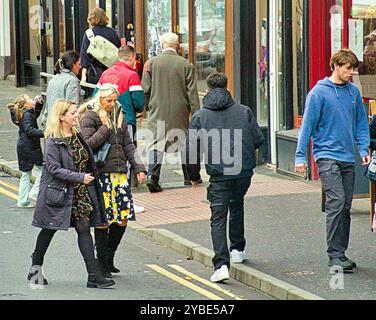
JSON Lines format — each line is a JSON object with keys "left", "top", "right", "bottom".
{"left": 134, "top": 204, "right": 145, "bottom": 214}
{"left": 210, "top": 265, "right": 230, "bottom": 283}
{"left": 231, "top": 250, "right": 246, "bottom": 264}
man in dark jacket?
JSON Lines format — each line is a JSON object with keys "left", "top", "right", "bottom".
{"left": 185, "top": 72, "right": 264, "bottom": 283}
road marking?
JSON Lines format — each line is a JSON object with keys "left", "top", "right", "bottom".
{"left": 146, "top": 264, "right": 223, "bottom": 300}
{"left": 0, "top": 187, "right": 18, "bottom": 200}
{"left": 168, "top": 265, "right": 244, "bottom": 300}
{"left": 0, "top": 180, "right": 18, "bottom": 192}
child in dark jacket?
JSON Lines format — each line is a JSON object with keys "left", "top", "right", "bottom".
{"left": 7, "top": 95, "right": 44, "bottom": 208}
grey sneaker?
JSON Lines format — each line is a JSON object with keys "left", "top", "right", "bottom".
{"left": 344, "top": 256, "right": 357, "bottom": 268}
{"left": 328, "top": 257, "right": 354, "bottom": 271}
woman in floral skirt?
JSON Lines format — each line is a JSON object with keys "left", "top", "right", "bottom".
{"left": 79, "top": 83, "right": 146, "bottom": 278}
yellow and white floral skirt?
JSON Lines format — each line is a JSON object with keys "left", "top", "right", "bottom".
{"left": 98, "top": 173, "right": 135, "bottom": 227}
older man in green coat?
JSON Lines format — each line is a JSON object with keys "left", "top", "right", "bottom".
{"left": 142, "top": 32, "right": 201, "bottom": 193}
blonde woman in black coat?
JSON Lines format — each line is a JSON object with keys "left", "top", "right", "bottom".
{"left": 28, "top": 99, "right": 115, "bottom": 289}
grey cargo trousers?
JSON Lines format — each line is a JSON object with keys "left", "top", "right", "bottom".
{"left": 316, "top": 159, "right": 355, "bottom": 259}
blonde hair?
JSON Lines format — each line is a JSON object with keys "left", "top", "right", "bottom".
{"left": 45, "top": 100, "right": 78, "bottom": 138}
{"left": 6, "top": 95, "right": 30, "bottom": 124}
{"left": 87, "top": 8, "right": 109, "bottom": 27}
{"left": 78, "top": 83, "right": 123, "bottom": 129}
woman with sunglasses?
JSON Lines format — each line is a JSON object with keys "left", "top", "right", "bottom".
{"left": 79, "top": 83, "right": 146, "bottom": 279}
{"left": 28, "top": 99, "right": 115, "bottom": 289}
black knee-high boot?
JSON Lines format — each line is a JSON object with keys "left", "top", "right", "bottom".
{"left": 108, "top": 225, "right": 127, "bottom": 273}
{"left": 94, "top": 228, "right": 112, "bottom": 278}
{"left": 85, "top": 259, "right": 115, "bottom": 289}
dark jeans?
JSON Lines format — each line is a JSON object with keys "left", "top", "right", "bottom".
{"left": 316, "top": 159, "right": 355, "bottom": 259}
{"left": 147, "top": 149, "right": 190, "bottom": 182}
{"left": 207, "top": 176, "right": 252, "bottom": 270}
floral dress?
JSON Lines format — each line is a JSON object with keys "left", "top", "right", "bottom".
{"left": 66, "top": 134, "right": 93, "bottom": 223}
{"left": 98, "top": 173, "right": 135, "bottom": 226}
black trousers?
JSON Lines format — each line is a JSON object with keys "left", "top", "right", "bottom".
{"left": 207, "top": 176, "right": 252, "bottom": 270}
{"left": 316, "top": 159, "right": 355, "bottom": 259}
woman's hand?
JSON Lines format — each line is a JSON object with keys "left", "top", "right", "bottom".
{"left": 137, "top": 172, "right": 146, "bottom": 184}
{"left": 83, "top": 174, "right": 95, "bottom": 185}
{"left": 98, "top": 109, "right": 111, "bottom": 128}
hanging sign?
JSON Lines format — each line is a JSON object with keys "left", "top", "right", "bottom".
{"left": 349, "top": 19, "right": 364, "bottom": 61}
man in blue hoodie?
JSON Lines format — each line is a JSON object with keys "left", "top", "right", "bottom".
{"left": 295, "top": 49, "right": 370, "bottom": 272}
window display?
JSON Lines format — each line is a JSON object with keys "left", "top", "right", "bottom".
{"left": 351, "top": 1, "right": 376, "bottom": 98}
{"left": 194, "top": 0, "right": 225, "bottom": 94}
{"left": 146, "top": 0, "right": 172, "bottom": 59}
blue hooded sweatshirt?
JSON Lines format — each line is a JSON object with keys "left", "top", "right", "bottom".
{"left": 295, "top": 77, "right": 370, "bottom": 165}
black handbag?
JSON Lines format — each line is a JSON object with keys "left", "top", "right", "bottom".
{"left": 93, "top": 142, "right": 111, "bottom": 167}
{"left": 46, "top": 183, "right": 68, "bottom": 207}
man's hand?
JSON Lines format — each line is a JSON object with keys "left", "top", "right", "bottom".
{"left": 362, "top": 155, "right": 371, "bottom": 166}
{"left": 295, "top": 163, "right": 308, "bottom": 173}
{"left": 137, "top": 172, "right": 146, "bottom": 184}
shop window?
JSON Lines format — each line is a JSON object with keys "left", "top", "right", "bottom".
{"left": 146, "top": 0, "right": 172, "bottom": 59}
{"left": 293, "top": 0, "right": 304, "bottom": 127}
{"left": 350, "top": 0, "right": 376, "bottom": 99}
{"left": 178, "top": 0, "right": 189, "bottom": 59}
{"left": 28, "top": 0, "right": 42, "bottom": 63}
{"left": 256, "top": 0, "right": 268, "bottom": 127}
{"left": 58, "top": 0, "right": 66, "bottom": 55}
{"left": 194, "top": 0, "right": 225, "bottom": 94}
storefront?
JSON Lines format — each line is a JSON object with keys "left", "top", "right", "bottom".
{"left": 13, "top": 0, "right": 134, "bottom": 87}
{"left": 135, "top": 0, "right": 232, "bottom": 95}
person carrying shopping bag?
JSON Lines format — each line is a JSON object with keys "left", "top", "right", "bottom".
{"left": 79, "top": 83, "right": 147, "bottom": 278}
{"left": 7, "top": 95, "right": 44, "bottom": 208}
{"left": 28, "top": 99, "right": 115, "bottom": 289}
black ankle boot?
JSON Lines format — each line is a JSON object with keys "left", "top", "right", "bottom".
{"left": 85, "top": 259, "right": 115, "bottom": 289}
{"left": 108, "top": 251, "right": 120, "bottom": 273}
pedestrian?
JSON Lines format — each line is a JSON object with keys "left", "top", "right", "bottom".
{"left": 185, "top": 72, "right": 264, "bottom": 283}
{"left": 28, "top": 99, "right": 115, "bottom": 289}
{"left": 295, "top": 48, "right": 370, "bottom": 272}
{"left": 96, "top": 45, "right": 146, "bottom": 214}
{"left": 79, "top": 83, "right": 147, "bottom": 278}
{"left": 7, "top": 95, "right": 44, "bottom": 208}
{"left": 80, "top": 7, "right": 121, "bottom": 97}
{"left": 141, "top": 32, "right": 201, "bottom": 193}
{"left": 42, "top": 50, "right": 83, "bottom": 128}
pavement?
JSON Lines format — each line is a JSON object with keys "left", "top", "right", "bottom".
{"left": 2, "top": 79, "right": 376, "bottom": 300}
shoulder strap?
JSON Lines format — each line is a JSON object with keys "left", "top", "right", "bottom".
{"left": 86, "top": 29, "right": 95, "bottom": 42}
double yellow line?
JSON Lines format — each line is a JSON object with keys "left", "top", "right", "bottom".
{"left": 0, "top": 179, "right": 18, "bottom": 200}
{"left": 147, "top": 264, "right": 243, "bottom": 300}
